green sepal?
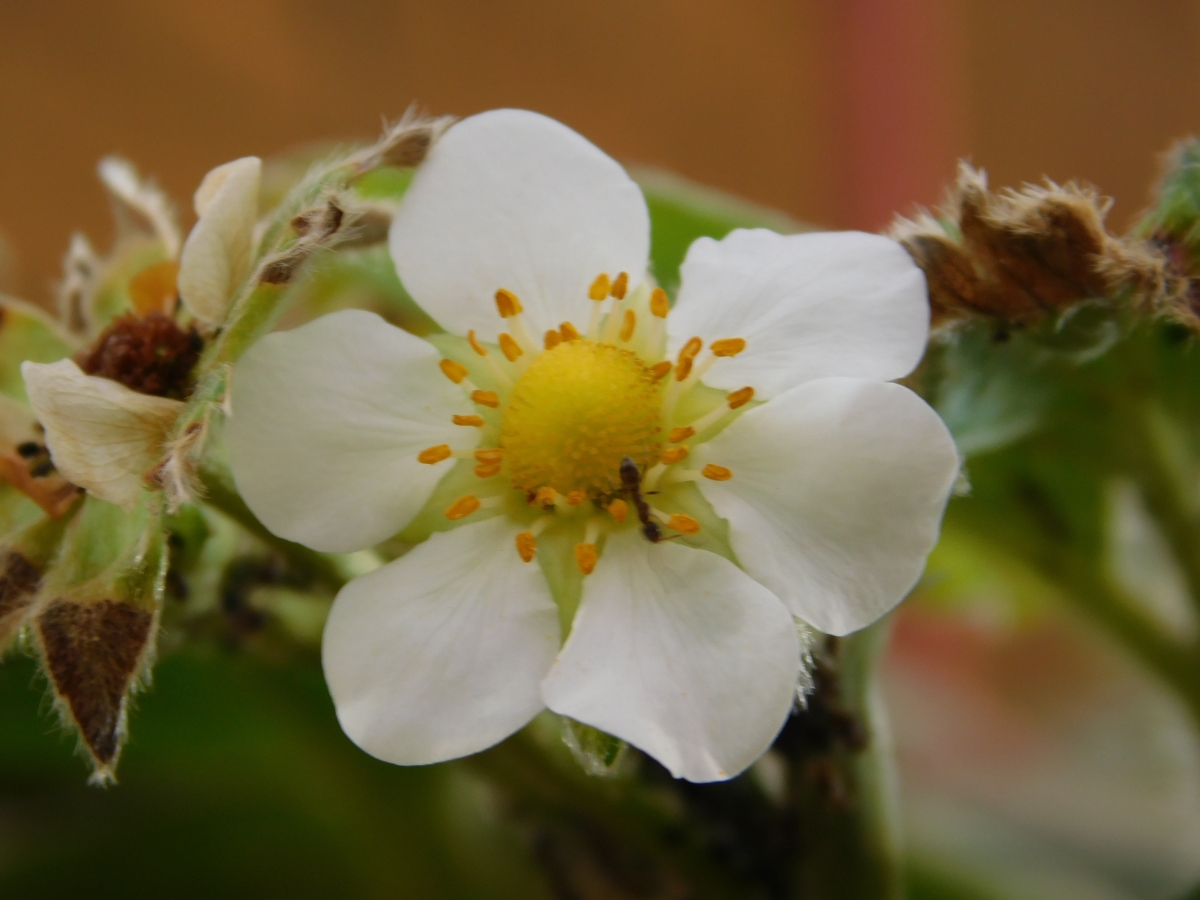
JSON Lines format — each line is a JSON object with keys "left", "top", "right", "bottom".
{"left": 0, "top": 297, "right": 76, "bottom": 402}
{"left": 88, "top": 237, "right": 172, "bottom": 333}
{"left": 560, "top": 716, "right": 629, "bottom": 778}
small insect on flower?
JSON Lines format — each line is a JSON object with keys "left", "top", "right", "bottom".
{"left": 227, "top": 109, "right": 960, "bottom": 783}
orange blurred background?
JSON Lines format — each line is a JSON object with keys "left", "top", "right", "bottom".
{"left": 3, "top": 1, "right": 1200, "bottom": 301}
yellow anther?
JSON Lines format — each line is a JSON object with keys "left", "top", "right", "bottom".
{"left": 516, "top": 531, "right": 537, "bottom": 562}
{"left": 661, "top": 446, "right": 689, "bottom": 464}
{"left": 467, "top": 329, "right": 488, "bottom": 356}
{"left": 495, "top": 288, "right": 523, "bottom": 318}
{"left": 474, "top": 461, "right": 502, "bottom": 478}
{"left": 445, "top": 495, "right": 481, "bottom": 520}
{"left": 608, "top": 498, "right": 628, "bottom": 523}
{"left": 535, "top": 486, "right": 558, "bottom": 507}
{"left": 675, "top": 356, "right": 694, "bottom": 381}
{"left": 499, "top": 333, "right": 523, "bottom": 362}
{"left": 619, "top": 309, "right": 636, "bottom": 342}
{"left": 727, "top": 387, "right": 755, "bottom": 409}
{"left": 418, "top": 444, "right": 452, "bottom": 464}
{"left": 588, "top": 274, "right": 611, "bottom": 300}
{"left": 679, "top": 336, "right": 703, "bottom": 362}
{"left": 574, "top": 542, "right": 599, "bottom": 575}
{"left": 472, "top": 390, "right": 500, "bottom": 408}
{"left": 650, "top": 287, "right": 669, "bottom": 318}
{"left": 702, "top": 464, "right": 733, "bottom": 481}
{"left": 544, "top": 329, "right": 562, "bottom": 350}
{"left": 453, "top": 414, "right": 485, "bottom": 427}
{"left": 667, "top": 514, "right": 701, "bottom": 535}
{"left": 474, "top": 448, "right": 504, "bottom": 464}
{"left": 611, "top": 272, "right": 629, "bottom": 300}
{"left": 711, "top": 338, "right": 747, "bottom": 357}
{"left": 559, "top": 321, "right": 581, "bottom": 341}
{"left": 439, "top": 359, "right": 469, "bottom": 384}
{"left": 668, "top": 426, "right": 694, "bottom": 443}
{"left": 566, "top": 490, "right": 586, "bottom": 505}
{"left": 649, "top": 361, "right": 672, "bottom": 381}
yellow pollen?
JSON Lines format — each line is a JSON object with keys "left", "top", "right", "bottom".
{"left": 619, "top": 309, "right": 636, "bottom": 342}
{"left": 702, "top": 464, "right": 733, "bottom": 481}
{"left": 611, "top": 272, "right": 629, "bottom": 299}
{"left": 445, "top": 495, "right": 481, "bottom": 520}
{"left": 559, "top": 321, "right": 581, "bottom": 342}
{"left": 535, "top": 486, "right": 558, "bottom": 506}
{"left": 727, "top": 387, "right": 755, "bottom": 409}
{"left": 675, "top": 356, "right": 694, "bottom": 381}
{"left": 501, "top": 340, "right": 663, "bottom": 496}
{"left": 439, "top": 359, "right": 468, "bottom": 384}
{"left": 516, "top": 531, "right": 537, "bottom": 562}
{"left": 544, "top": 329, "right": 562, "bottom": 350}
{"left": 588, "top": 274, "right": 611, "bottom": 301}
{"left": 608, "top": 498, "right": 628, "bottom": 523}
{"left": 499, "top": 333, "right": 523, "bottom": 361}
{"left": 495, "top": 288, "right": 523, "bottom": 317}
{"left": 669, "top": 426, "right": 694, "bottom": 443}
{"left": 475, "top": 461, "right": 502, "bottom": 478}
{"left": 661, "top": 446, "right": 689, "bottom": 464}
{"left": 418, "top": 444, "right": 452, "bottom": 464}
{"left": 679, "top": 337, "right": 703, "bottom": 363}
{"left": 472, "top": 390, "right": 500, "bottom": 408}
{"left": 474, "top": 448, "right": 504, "bottom": 463}
{"left": 467, "top": 330, "right": 488, "bottom": 356}
{"left": 711, "top": 338, "right": 747, "bottom": 357}
{"left": 667, "top": 514, "right": 701, "bottom": 535}
{"left": 649, "top": 361, "right": 672, "bottom": 381}
{"left": 650, "top": 288, "right": 669, "bottom": 318}
{"left": 453, "top": 414, "right": 485, "bottom": 427}
{"left": 566, "top": 490, "right": 586, "bottom": 505}
{"left": 574, "top": 542, "right": 598, "bottom": 575}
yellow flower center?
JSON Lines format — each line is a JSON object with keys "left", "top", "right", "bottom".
{"left": 501, "top": 339, "right": 663, "bottom": 496}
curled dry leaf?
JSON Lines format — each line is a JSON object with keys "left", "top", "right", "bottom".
{"left": 22, "top": 359, "right": 183, "bottom": 510}
{"left": 177, "top": 156, "right": 262, "bottom": 326}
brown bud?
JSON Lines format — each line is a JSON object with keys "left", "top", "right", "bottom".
{"left": 36, "top": 598, "right": 156, "bottom": 780}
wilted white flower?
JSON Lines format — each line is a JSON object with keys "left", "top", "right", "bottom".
{"left": 227, "top": 109, "right": 959, "bottom": 782}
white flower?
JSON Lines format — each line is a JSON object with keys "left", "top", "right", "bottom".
{"left": 226, "top": 109, "right": 959, "bottom": 782}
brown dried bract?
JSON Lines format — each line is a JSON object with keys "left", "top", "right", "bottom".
{"left": 78, "top": 311, "right": 202, "bottom": 400}
{"left": 0, "top": 552, "right": 41, "bottom": 645}
{"left": 890, "top": 163, "right": 1179, "bottom": 330}
{"left": 37, "top": 598, "right": 155, "bottom": 774}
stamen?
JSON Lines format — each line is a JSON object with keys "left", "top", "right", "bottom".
{"left": 649, "top": 361, "right": 672, "bottom": 381}
{"left": 439, "top": 359, "right": 469, "bottom": 384}
{"left": 472, "top": 390, "right": 500, "bottom": 408}
{"left": 418, "top": 445, "right": 452, "bottom": 464}
{"left": 711, "top": 338, "right": 747, "bottom": 357}
{"left": 566, "top": 490, "right": 587, "bottom": 506}
{"left": 674, "top": 336, "right": 703, "bottom": 382}
{"left": 516, "top": 531, "right": 537, "bottom": 562}
{"left": 610, "top": 272, "right": 629, "bottom": 300}
{"left": 474, "top": 461, "right": 502, "bottom": 478}
{"left": 453, "top": 414, "right": 485, "bottom": 427}
{"left": 467, "top": 330, "right": 488, "bottom": 356}
{"left": 544, "top": 329, "right": 562, "bottom": 350}
{"left": 619, "top": 309, "right": 636, "bottom": 342}
{"left": 675, "top": 356, "right": 694, "bottom": 381}
{"left": 474, "top": 448, "right": 504, "bottom": 463}
{"left": 661, "top": 446, "right": 689, "bottom": 464}
{"left": 669, "top": 426, "right": 694, "bottom": 443}
{"left": 666, "top": 513, "right": 701, "bottom": 535}
{"left": 588, "top": 274, "right": 611, "bottom": 300}
{"left": 495, "top": 288, "right": 524, "bottom": 318}
{"left": 445, "top": 495, "right": 481, "bottom": 520}
{"left": 608, "top": 498, "right": 628, "bottom": 523}
{"left": 702, "top": 464, "right": 733, "bottom": 481}
{"left": 574, "top": 542, "right": 598, "bottom": 575}
{"left": 535, "top": 486, "right": 558, "bottom": 507}
{"left": 559, "top": 321, "right": 581, "bottom": 342}
{"left": 499, "top": 333, "right": 523, "bottom": 362}
{"left": 727, "top": 386, "right": 755, "bottom": 409}
{"left": 650, "top": 288, "right": 669, "bottom": 318}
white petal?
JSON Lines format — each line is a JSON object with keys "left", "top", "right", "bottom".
{"left": 542, "top": 531, "right": 798, "bottom": 783}
{"left": 227, "top": 310, "right": 473, "bottom": 554}
{"left": 178, "top": 156, "right": 261, "bottom": 325}
{"left": 22, "top": 360, "right": 182, "bottom": 510}
{"left": 668, "top": 230, "right": 928, "bottom": 397}
{"left": 390, "top": 109, "right": 649, "bottom": 339}
{"left": 324, "top": 517, "right": 561, "bottom": 765}
{"left": 696, "top": 378, "right": 959, "bottom": 635}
